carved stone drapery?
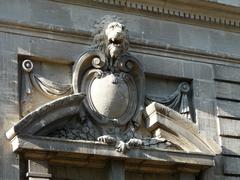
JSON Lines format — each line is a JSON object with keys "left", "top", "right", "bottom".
{"left": 22, "top": 59, "right": 72, "bottom": 99}
{"left": 146, "top": 82, "right": 192, "bottom": 121}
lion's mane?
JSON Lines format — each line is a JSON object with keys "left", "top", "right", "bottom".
{"left": 92, "top": 15, "right": 129, "bottom": 56}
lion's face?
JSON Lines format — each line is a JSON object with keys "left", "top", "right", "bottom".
{"left": 93, "top": 16, "right": 129, "bottom": 60}
{"left": 105, "top": 22, "right": 127, "bottom": 59}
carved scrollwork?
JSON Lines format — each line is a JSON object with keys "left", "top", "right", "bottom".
{"left": 21, "top": 59, "right": 72, "bottom": 99}
{"left": 22, "top": 59, "right": 33, "bottom": 72}
{"left": 80, "top": 69, "right": 138, "bottom": 126}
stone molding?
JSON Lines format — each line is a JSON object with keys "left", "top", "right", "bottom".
{"left": 144, "top": 102, "right": 221, "bottom": 155}
{"left": 52, "top": 0, "right": 240, "bottom": 28}
{"left": 6, "top": 93, "right": 86, "bottom": 140}
{"left": 6, "top": 95, "right": 221, "bottom": 155}
{"left": 11, "top": 134, "right": 215, "bottom": 169}
{"left": 6, "top": 99, "right": 220, "bottom": 175}
{"left": 1, "top": 19, "right": 240, "bottom": 66}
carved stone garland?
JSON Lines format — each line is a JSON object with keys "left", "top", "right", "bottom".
{"left": 21, "top": 59, "right": 72, "bottom": 99}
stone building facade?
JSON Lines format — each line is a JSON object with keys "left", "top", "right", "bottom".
{"left": 0, "top": 0, "right": 240, "bottom": 180}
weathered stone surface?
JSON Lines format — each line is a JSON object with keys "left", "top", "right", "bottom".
{"left": 135, "top": 53, "right": 214, "bottom": 80}
{"left": 194, "top": 98, "right": 218, "bottom": 141}
{"left": 27, "top": 160, "right": 51, "bottom": 180}
{"left": 217, "top": 100, "right": 240, "bottom": 119}
{"left": 144, "top": 102, "right": 221, "bottom": 154}
{"left": 214, "top": 65, "right": 240, "bottom": 83}
{"left": 224, "top": 156, "right": 240, "bottom": 175}
{"left": 216, "top": 81, "right": 240, "bottom": 101}
{"left": 221, "top": 136, "right": 240, "bottom": 156}
{"left": 0, "top": 49, "right": 20, "bottom": 180}
{"left": 0, "top": 31, "right": 88, "bottom": 64}
{"left": 6, "top": 93, "right": 85, "bottom": 140}
{"left": 193, "top": 80, "right": 216, "bottom": 99}
{"left": 219, "top": 118, "right": 240, "bottom": 137}
{"left": 1, "top": 0, "right": 240, "bottom": 58}
{"left": 0, "top": 0, "right": 239, "bottom": 180}
{"left": 12, "top": 135, "right": 215, "bottom": 167}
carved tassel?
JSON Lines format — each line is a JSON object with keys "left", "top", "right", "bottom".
{"left": 179, "top": 94, "right": 191, "bottom": 121}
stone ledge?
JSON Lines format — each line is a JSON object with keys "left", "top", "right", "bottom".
{"left": 11, "top": 135, "right": 215, "bottom": 170}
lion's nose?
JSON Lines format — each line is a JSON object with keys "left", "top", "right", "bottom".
{"left": 116, "top": 26, "right": 122, "bottom": 31}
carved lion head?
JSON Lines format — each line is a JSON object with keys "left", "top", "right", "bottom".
{"left": 92, "top": 15, "right": 129, "bottom": 59}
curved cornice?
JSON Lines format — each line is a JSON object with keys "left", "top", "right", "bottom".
{"left": 51, "top": 0, "right": 240, "bottom": 29}
{"left": 6, "top": 93, "right": 86, "bottom": 140}
{"left": 6, "top": 93, "right": 221, "bottom": 155}
{"left": 144, "top": 102, "right": 221, "bottom": 155}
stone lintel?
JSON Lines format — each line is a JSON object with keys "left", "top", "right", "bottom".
{"left": 11, "top": 134, "right": 214, "bottom": 171}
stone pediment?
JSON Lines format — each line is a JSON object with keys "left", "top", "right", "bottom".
{"left": 6, "top": 93, "right": 86, "bottom": 140}
{"left": 6, "top": 93, "right": 220, "bottom": 173}
{"left": 6, "top": 16, "right": 221, "bottom": 178}
{"left": 144, "top": 102, "right": 221, "bottom": 155}
{"left": 6, "top": 93, "right": 220, "bottom": 155}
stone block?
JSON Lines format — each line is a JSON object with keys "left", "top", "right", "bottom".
{"left": 179, "top": 25, "right": 210, "bottom": 51}
{"left": 193, "top": 80, "right": 215, "bottom": 99}
{"left": 217, "top": 100, "right": 240, "bottom": 119}
{"left": 194, "top": 98, "right": 218, "bottom": 140}
{"left": 183, "top": 62, "right": 214, "bottom": 80}
{"left": 214, "top": 64, "right": 240, "bottom": 83}
{"left": 133, "top": 53, "right": 184, "bottom": 78}
{"left": 28, "top": 37, "right": 88, "bottom": 63}
{"left": 216, "top": 81, "right": 240, "bottom": 101}
{"left": 224, "top": 156, "right": 240, "bottom": 175}
{"left": 193, "top": 63, "right": 213, "bottom": 80}
{"left": 221, "top": 136, "right": 240, "bottom": 156}
{"left": 219, "top": 118, "right": 240, "bottom": 137}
